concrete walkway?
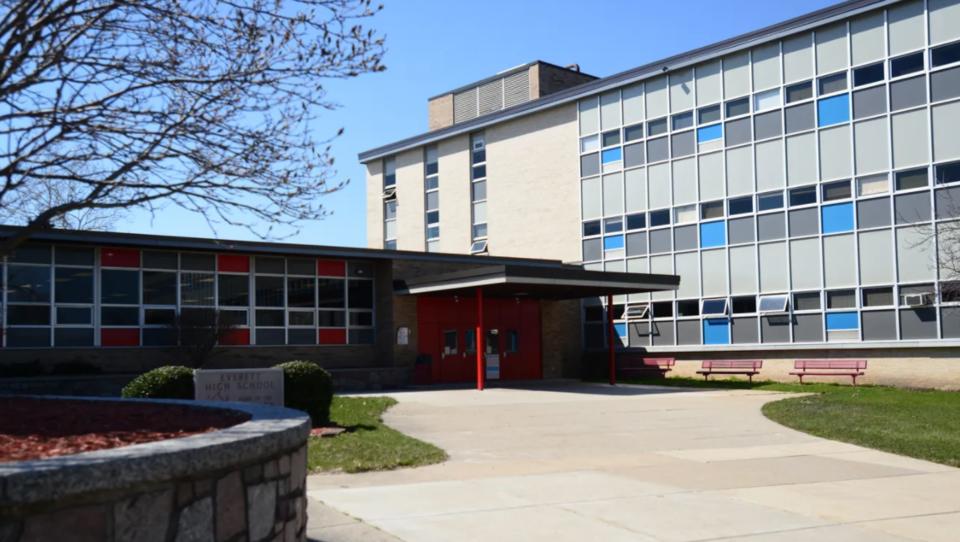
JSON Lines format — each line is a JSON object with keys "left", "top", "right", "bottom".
{"left": 307, "top": 382, "right": 959, "bottom": 541}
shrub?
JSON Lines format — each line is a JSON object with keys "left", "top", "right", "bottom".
{"left": 121, "top": 366, "right": 195, "bottom": 399}
{"left": 273, "top": 361, "right": 333, "bottom": 426}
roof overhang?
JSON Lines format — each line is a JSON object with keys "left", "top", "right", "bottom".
{"left": 394, "top": 264, "right": 679, "bottom": 299}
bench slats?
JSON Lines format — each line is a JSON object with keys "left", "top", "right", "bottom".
{"left": 792, "top": 359, "right": 868, "bottom": 385}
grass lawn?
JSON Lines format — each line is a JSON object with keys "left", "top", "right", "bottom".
{"left": 307, "top": 396, "right": 447, "bottom": 473}
{"left": 616, "top": 376, "right": 960, "bottom": 468}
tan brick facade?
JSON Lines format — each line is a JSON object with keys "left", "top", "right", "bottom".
{"left": 427, "top": 93, "right": 454, "bottom": 131}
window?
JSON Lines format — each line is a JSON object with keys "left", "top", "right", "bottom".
{"left": 728, "top": 196, "right": 753, "bottom": 215}
{"left": 863, "top": 287, "right": 894, "bottom": 307}
{"left": 101, "top": 270, "right": 139, "bottom": 305}
{"left": 753, "top": 89, "right": 781, "bottom": 111}
{"left": 818, "top": 72, "right": 847, "bottom": 95}
{"left": 725, "top": 97, "right": 749, "bottom": 118}
{"left": 54, "top": 267, "right": 92, "bottom": 304}
{"left": 785, "top": 81, "right": 813, "bottom": 103}
{"left": 700, "top": 201, "right": 724, "bottom": 219}
{"left": 647, "top": 118, "right": 667, "bottom": 136}
{"left": 896, "top": 168, "right": 928, "bottom": 190}
{"left": 857, "top": 174, "right": 889, "bottom": 196}
{"left": 758, "top": 295, "right": 789, "bottom": 313}
{"left": 672, "top": 112, "right": 693, "bottom": 131}
{"left": 471, "top": 133, "right": 487, "bottom": 241}
{"left": 936, "top": 161, "right": 960, "bottom": 185}
{"left": 469, "top": 240, "right": 488, "bottom": 254}
{"left": 218, "top": 275, "right": 249, "bottom": 306}
{"left": 822, "top": 179, "right": 852, "bottom": 201}
{"left": 890, "top": 51, "right": 924, "bottom": 77}
{"left": 604, "top": 217, "right": 623, "bottom": 233}
{"left": 674, "top": 204, "right": 697, "bottom": 224}
{"left": 676, "top": 299, "right": 699, "bottom": 317}
{"left": 789, "top": 186, "right": 817, "bottom": 206}
{"left": 180, "top": 273, "right": 214, "bottom": 306}
{"left": 621, "top": 303, "right": 649, "bottom": 320}
{"left": 383, "top": 157, "right": 396, "bottom": 188}
{"left": 931, "top": 41, "right": 960, "bottom": 67}
{"left": 731, "top": 296, "right": 756, "bottom": 314}
{"left": 698, "top": 105, "right": 721, "bottom": 124}
{"left": 793, "top": 292, "right": 821, "bottom": 311}
{"left": 853, "top": 62, "right": 884, "bottom": 87}
{"left": 757, "top": 192, "right": 784, "bottom": 211}
{"left": 649, "top": 209, "right": 670, "bottom": 227}
{"left": 580, "top": 135, "right": 599, "bottom": 153}
{"left": 652, "top": 301, "right": 673, "bottom": 318}
{"left": 701, "top": 298, "right": 728, "bottom": 315}
{"left": 827, "top": 289, "right": 856, "bottom": 308}
{"left": 626, "top": 213, "right": 646, "bottom": 230}
{"left": 601, "top": 147, "right": 622, "bottom": 164}
{"left": 624, "top": 124, "right": 643, "bottom": 142}
{"left": 602, "top": 129, "right": 620, "bottom": 147}
{"left": 583, "top": 220, "right": 601, "bottom": 236}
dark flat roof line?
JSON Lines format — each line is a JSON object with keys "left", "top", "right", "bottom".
{"left": 395, "top": 264, "right": 680, "bottom": 299}
{"left": 0, "top": 225, "right": 578, "bottom": 269}
{"left": 425, "top": 60, "right": 598, "bottom": 101}
{"left": 358, "top": 0, "right": 890, "bottom": 163}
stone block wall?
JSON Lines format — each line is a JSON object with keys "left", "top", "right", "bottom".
{"left": 0, "top": 400, "right": 310, "bottom": 542}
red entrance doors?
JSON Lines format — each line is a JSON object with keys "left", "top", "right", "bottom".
{"left": 417, "top": 295, "right": 541, "bottom": 384}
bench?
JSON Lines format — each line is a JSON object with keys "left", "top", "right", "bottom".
{"left": 696, "top": 360, "right": 763, "bottom": 382}
{"left": 617, "top": 356, "right": 675, "bottom": 379}
{"left": 790, "top": 359, "right": 867, "bottom": 385}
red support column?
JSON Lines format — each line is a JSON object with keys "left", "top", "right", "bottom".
{"left": 476, "top": 287, "right": 485, "bottom": 391}
{"left": 607, "top": 294, "right": 616, "bottom": 386}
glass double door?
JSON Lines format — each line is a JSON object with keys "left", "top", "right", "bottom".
{"left": 439, "top": 327, "right": 522, "bottom": 381}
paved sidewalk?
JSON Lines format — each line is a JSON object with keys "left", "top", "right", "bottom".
{"left": 307, "top": 382, "right": 959, "bottom": 541}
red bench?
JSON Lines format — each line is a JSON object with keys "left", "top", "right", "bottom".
{"left": 617, "top": 356, "right": 675, "bottom": 379}
{"left": 696, "top": 360, "right": 763, "bottom": 382}
{"left": 791, "top": 359, "right": 867, "bottom": 385}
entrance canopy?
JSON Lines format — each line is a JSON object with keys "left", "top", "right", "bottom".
{"left": 395, "top": 263, "right": 679, "bottom": 299}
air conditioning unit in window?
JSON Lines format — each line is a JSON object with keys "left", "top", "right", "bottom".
{"left": 901, "top": 293, "right": 932, "bottom": 307}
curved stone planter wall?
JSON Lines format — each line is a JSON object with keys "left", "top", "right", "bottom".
{"left": 0, "top": 397, "right": 311, "bottom": 542}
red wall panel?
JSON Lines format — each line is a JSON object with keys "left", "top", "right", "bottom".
{"left": 318, "top": 328, "right": 347, "bottom": 345}
{"left": 101, "top": 248, "right": 140, "bottom": 268}
{"left": 101, "top": 328, "right": 140, "bottom": 347}
{"left": 220, "top": 328, "right": 250, "bottom": 346}
{"left": 317, "top": 259, "right": 346, "bottom": 277}
{"left": 217, "top": 254, "right": 250, "bottom": 273}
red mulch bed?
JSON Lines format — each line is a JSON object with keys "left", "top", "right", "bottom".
{"left": 0, "top": 397, "right": 251, "bottom": 463}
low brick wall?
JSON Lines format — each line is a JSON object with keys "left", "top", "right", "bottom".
{"left": 0, "top": 398, "right": 310, "bottom": 542}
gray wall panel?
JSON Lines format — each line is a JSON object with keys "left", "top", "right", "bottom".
{"left": 890, "top": 75, "right": 927, "bottom": 111}
{"left": 858, "top": 197, "right": 891, "bottom": 228}
{"left": 785, "top": 103, "right": 815, "bottom": 133}
{"left": 899, "top": 308, "right": 938, "bottom": 339}
{"left": 853, "top": 86, "right": 887, "bottom": 119}
{"left": 793, "top": 314, "right": 824, "bottom": 342}
{"left": 651, "top": 320, "right": 675, "bottom": 346}
{"left": 732, "top": 316, "right": 759, "bottom": 344}
{"left": 676, "top": 320, "right": 701, "bottom": 345}
{"left": 758, "top": 212, "right": 787, "bottom": 240}
{"left": 789, "top": 208, "right": 819, "bottom": 237}
{"left": 649, "top": 229, "right": 672, "bottom": 253}
{"left": 674, "top": 225, "right": 698, "bottom": 251}
{"left": 729, "top": 217, "right": 756, "bottom": 244}
{"left": 894, "top": 192, "right": 932, "bottom": 224}
{"left": 726, "top": 118, "right": 752, "bottom": 146}
{"left": 626, "top": 232, "right": 647, "bottom": 256}
{"left": 754, "top": 111, "right": 783, "bottom": 140}
{"left": 761, "top": 315, "right": 791, "bottom": 343}
{"left": 942, "top": 307, "right": 960, "bottom": 339}
{"left": 862, "top": 310, "right": 897, "bottom": 340}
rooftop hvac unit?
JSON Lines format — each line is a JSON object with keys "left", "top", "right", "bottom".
{"left": 901, "top": 293, "right": 932, "bottom": 307}
{"left": 621, "top": 303, "right": 649, "bottom": 321}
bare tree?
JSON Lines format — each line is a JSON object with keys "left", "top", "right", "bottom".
{"left": 0, "top": 0, "right": 385, "bottom": 253}
{"left": 175, "top": 309, "right": 237, "bottom": 369}
{"left": 1, "top": 177, "right": 123, "bottom": 230}
{"left": 913, "top": 184, "right": 960, "bottom": 302}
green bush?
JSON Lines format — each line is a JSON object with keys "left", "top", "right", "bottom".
{"left": 274, "top": 361, "right": 334, "bottom": 426}
{"left": 121, "top": 366, "right": 195, "bottom": 399}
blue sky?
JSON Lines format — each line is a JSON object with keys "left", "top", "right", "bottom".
{"left": 121, "top": 0, "right": 838, "bottom": 247}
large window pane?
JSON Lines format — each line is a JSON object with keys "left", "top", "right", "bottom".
{"left": 287, "top": 277, "right": 316, "bottom": 307}
{"left": 101, "top": 306, "right": 139, "bottom": 326}
{"left": 8, "top": 305, "right": 50, "bottom": 325}
{"left": 348, "top": 280, "right": 374, "bottom": 309}
{"left": 101, "top": 269, "right": 139, "bottom": 305}
{"left": 142, "top": 271, "right": 177, "bottom": 305}
{"left": 180, "top": 273, "right": 214, "bottom": 306}
{"left": 218, "top": 274, "right": 249, "bottom": 306}
{"left": 255, "top": 275, "right": 284, "bottom": 307}
{"left": 7, "top": 265, "right": 51, "bottom": 303}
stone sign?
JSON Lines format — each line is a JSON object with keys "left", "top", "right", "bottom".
{"left": 194, "top": 368, "right": 284, "bottom": 406}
